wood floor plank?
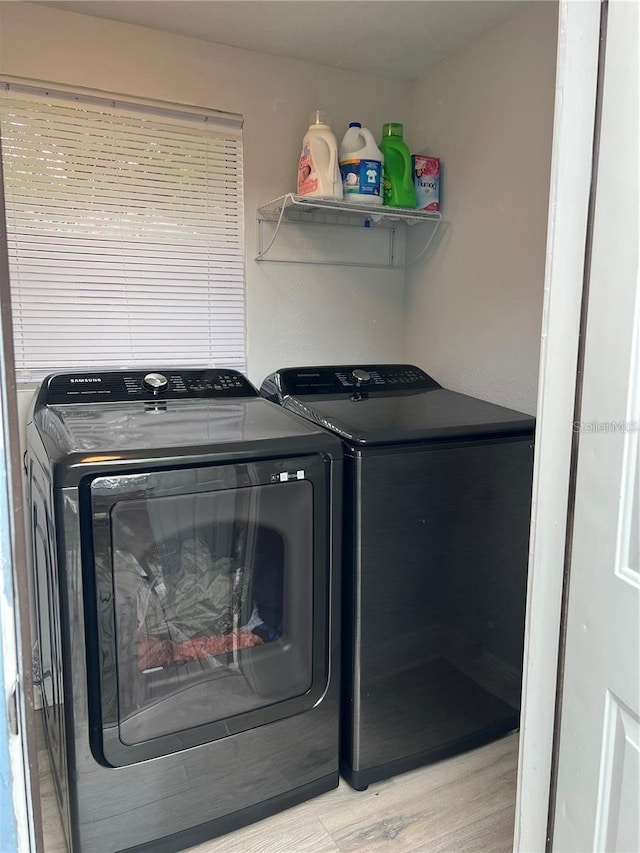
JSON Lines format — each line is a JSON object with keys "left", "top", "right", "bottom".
{"left": 405, "top": 805, "right": 516, "bottom": 853}
{"left": 319, "top": 738, "right": 517, "bottom": 852}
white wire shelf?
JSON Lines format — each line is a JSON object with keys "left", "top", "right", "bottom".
{"left": 256, "top": 193, "right": 444, "bottom": 269}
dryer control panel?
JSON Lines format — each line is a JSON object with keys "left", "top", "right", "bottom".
{"left": 40, "top": 369, "right": 259, "bottom": 404}
{"left": 275, "top": 364, "right": 441, "bottom": 396}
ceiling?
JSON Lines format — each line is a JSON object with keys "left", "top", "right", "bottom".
{"left": 34, "top": 1, "right": 529, "bottom": 82}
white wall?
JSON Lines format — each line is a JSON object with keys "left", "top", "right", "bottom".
{"left": 405, "top": 1, "right": 558, "bottom": 414}
{"left": 0, "top": 2, "right": 559, "bottom": 418}
{"left": 0, "top": 1, "right": 411, "bottom": 389}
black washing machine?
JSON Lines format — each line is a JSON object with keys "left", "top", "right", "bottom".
{"left": 26, "top": 368, "right": 342, "bottom": 852}
{"left": 261, "top": 364, "right": 534, "bottom": 790}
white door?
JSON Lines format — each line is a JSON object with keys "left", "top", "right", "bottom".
{"left": 551, "top": 1, "right": 640, "bottom": 849}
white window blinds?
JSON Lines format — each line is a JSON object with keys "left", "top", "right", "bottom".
{"left": 0, "top": 81, "right": 245, "bottom": 383}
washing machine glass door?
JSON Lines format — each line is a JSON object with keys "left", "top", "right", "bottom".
{"left": 86, "top": 456, "right": 329, "bottom": 767}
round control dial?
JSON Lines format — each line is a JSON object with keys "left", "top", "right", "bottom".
{"left": 352, "top": 368, "right": 371, "bottom": 387}
{"left": 142, "top": 372, "right": 169, "bottom": 394}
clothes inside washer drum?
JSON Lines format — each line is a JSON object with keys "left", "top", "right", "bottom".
{"left": 138, "top": 630, "right": 263, "bottom": 671}
{"left": 107, "top": 536, "right": 279, "bottom": 672}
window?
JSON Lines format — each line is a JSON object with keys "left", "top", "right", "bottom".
{"left": 0, "top": 80, "right": 245, "bottom": 383}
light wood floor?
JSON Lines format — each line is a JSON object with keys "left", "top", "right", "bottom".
{"left": 39, "top": 724, "right": 518, "bottom": 853}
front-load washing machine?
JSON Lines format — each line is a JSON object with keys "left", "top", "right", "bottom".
{"left": 26, "top": 368, "right": 342, "bottom": 852}
{"left": 261, "top": 364, "right": 535, "bottom": 790}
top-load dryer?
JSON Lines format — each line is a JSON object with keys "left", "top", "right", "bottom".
{"left": 261, "top": 363, "right": 535, "bottom": 790}
{"left": 26, "top": 368, "right": 342, "bottom": 852}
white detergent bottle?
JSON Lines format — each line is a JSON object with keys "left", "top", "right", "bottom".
{"left": 297, "top": 111, "right": 343, "bottom": 200}
{"left": 339, "top": 122, "right": 384, "bottom": 206}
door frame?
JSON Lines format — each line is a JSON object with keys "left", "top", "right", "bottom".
{"left": 514, "top": 0, "right": 604, "bottom": 850}
{"left": 0, "top": 1, "right": 608, "bottom": 849}
{"left": 0, "top": 134, "right": 42, "bottom": 850}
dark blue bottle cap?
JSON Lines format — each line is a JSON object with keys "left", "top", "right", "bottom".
{"left": 348, "top": 122, "right": 362, "bottom": 128}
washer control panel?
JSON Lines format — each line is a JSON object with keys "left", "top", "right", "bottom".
{"left": 277, "top": 364, "right": 440, "bottom": 396}
{"left": 42, "top": 369, "right": 258, "bottom": 404}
